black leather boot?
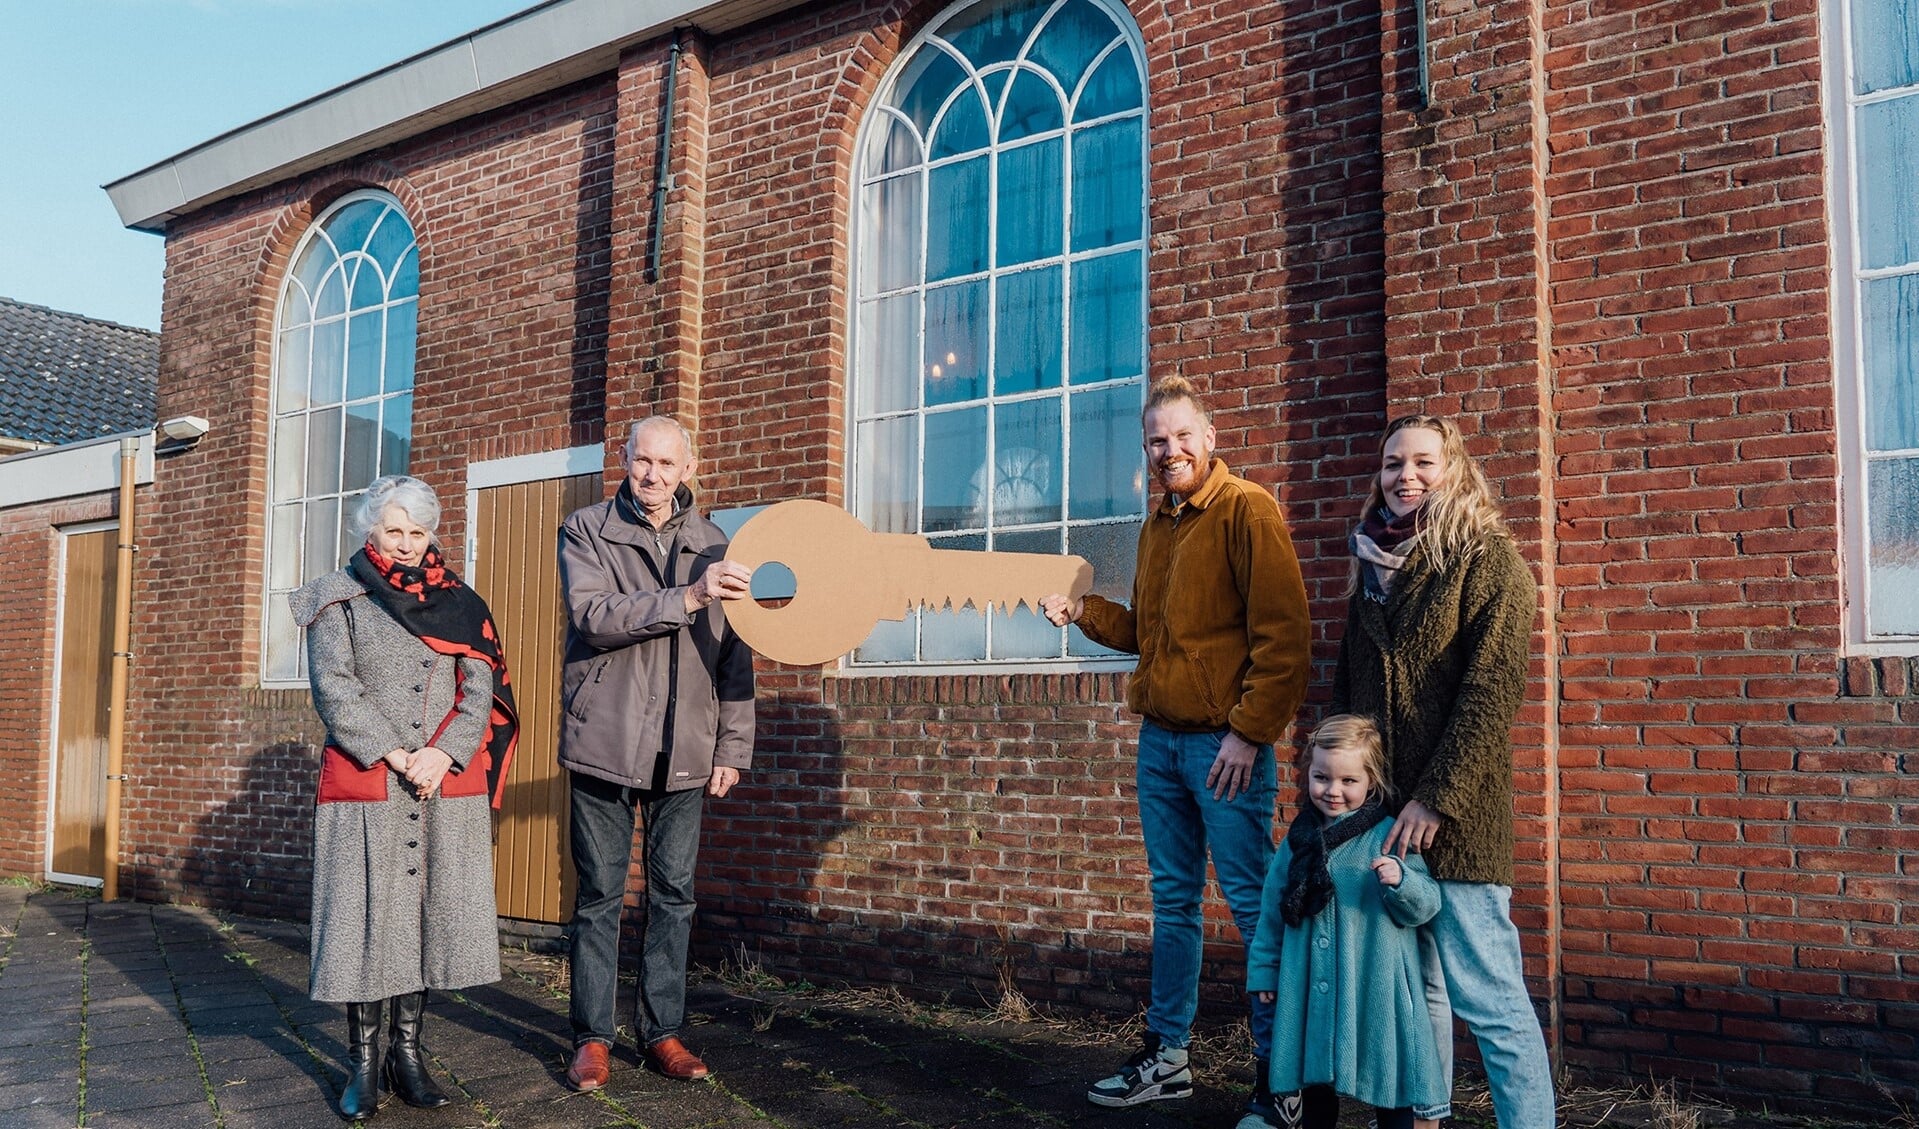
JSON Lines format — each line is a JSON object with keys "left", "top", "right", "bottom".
{"left": 383, "top": 991, "right": 451, "bottom": 1108}
{"left": 339, "top": 1000, "right": 383, "bottom": 1120}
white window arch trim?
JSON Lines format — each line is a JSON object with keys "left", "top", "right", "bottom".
{"left": 846, "top": 0, "right": 1152, "bottom": 671}
{"left": 262, "top": 188, "right": 421, "bottom": 686}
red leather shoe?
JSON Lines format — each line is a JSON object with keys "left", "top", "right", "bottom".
{"left": 566, "top": 1041, "right": 610, "bottom": 1091}
{"left": 644, "top": 1036, "right": 709, "bottom": 1080}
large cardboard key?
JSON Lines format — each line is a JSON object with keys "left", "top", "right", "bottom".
{"left": 723, "top": 499, "right": 1094, "bottom": 665}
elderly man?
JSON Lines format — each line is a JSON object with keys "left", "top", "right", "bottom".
{"left": 1042, "top": 376, "right": 1311, "bottom": 1129}
{"left": 558, "top": 416, "right": 754, "bottom": 1090}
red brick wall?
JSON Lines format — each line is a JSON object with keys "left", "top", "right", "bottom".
{"left": 1545, "top": 0, "right": 1915, "bottom": 1113}
{"left": 0, "top": 490, "right": 118, "bottom": 878}
{"left": 122, "top": 81, "right": 619, "bottom": 908}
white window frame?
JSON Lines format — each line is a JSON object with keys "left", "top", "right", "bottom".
{"left": 1824, "top": 0, "right": 1919, "bottom": 654}
{"left": 844, "top": 0, "right": 1151, "bottom": 673}
{"left": 262, "top": 189, "right": 420, "bottom": 687}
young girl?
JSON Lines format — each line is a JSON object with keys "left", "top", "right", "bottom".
{"left": 1332, "top": 414, "right": 1555, "bottom": 1128}
{"left": 1246, "top": 714, "right": 1444, "bottom": 1129}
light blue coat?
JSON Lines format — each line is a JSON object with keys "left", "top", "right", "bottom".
{"left": 1246, "top": 817, "right": 1447, "bottom": 1111}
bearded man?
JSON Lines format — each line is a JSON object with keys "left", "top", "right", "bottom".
{"left": 1042, "top": 375, "right": 1311, "bottom": 1129}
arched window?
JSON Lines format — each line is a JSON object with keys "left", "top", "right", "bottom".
{"left": 263, "top": 191, "right": 419, "bottom": 683}
{"left": 849, "top": 0, "right": 1149, "bottom": 665}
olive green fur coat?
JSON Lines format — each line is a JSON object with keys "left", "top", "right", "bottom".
{"left": 1330, "top": 533, "right": 1537, "bottom": 886}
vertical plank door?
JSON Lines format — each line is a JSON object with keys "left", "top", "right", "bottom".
{"left": 50, "top": 527, "right": 117, "bottom": 883}
{"left": 474, "top": 473, "right": 601, "bottom": 924}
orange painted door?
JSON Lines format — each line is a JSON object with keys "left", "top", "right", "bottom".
{"left": 50, "top": 527, "right": 116, "bottom": 883}
{"left": 473, "top": 474, "right": 600, "bottom": 924}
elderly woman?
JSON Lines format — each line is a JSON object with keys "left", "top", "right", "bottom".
{"left": 289, "top": 475, "right": 518, "bottom": 1121}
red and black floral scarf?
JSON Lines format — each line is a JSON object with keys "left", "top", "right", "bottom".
{"left": 351, "top": 543, "right": 519, "bottom": 808}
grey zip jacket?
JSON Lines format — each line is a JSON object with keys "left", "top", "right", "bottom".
{"left": 557, "top": 484, "right": 754, "bottom": 790}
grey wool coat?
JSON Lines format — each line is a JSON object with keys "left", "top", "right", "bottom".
{"left": 291, "top": 568, "right": 501, "bottom": 1003}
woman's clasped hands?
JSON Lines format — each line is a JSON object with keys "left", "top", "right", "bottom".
{"left": 383, "top": 746, "right": 455, "bottom": 798}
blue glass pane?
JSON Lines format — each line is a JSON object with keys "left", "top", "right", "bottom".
{"left": 977, "top": 67, "right": 1012, "bottom": 107}
{"left": 1857, "top": 96, "right": 1919, "bottom": 271}
{"left": 1869, "top": 456, "right": 1919, "bottom": 634}
{"left": 861, "top": 173, "right": 925, "bottom": 292}
{"left": 1072, "top": 117, "right": 1143, "bottom": 250}
{"left": 276, "top": 326, "right": 311, "bottom": 412}
{"left": 380, "top": 393, "right": 413, "bottom": 477}
{"left": 993, "top": 397, "right": 1063, "bottom": 526}
{"left": 932, "top": 84, "right": 990, "bottom": 160}
{"left": 1066, "top": 520, "right": 1140, "bottom": 656}
{"left": 292, "top": 232, "right": 338, "bottom": 299}
{"left": 1863, "top": 276, "right": 1919, "bottom": 452}
{"left": 1000, "top": 67, "right": 1066, "bottom": 142}
{"left": 343, "top": 401, "right": 380, "bottom": 492}
{"left": 392, "top": 246, "right": 420, "bottom": 299}
{"left": 865, "top": 111, "right": 923, "bottom": 175}
{"left": 314, "top": 264, "right": 348, "bottom": 320}
{"left": 306, "top": 406, "right": 342, "bottom": 497}
{"left": 939, "top": 0, "right": 1048, "bottom": 68}
{"left": 925, "top": 280, "right": 988, "bottom": 404}
{"left": 928, "top": 157, "right": 989, "bottom": 280}
{"left": 1070, "top": 250, "right": 1143, "bottom": 384}
{"left": 1030, "top": 0, "right": 1116, "bottom": 92}
{"left": 921, "top": 533, "right": 987, "bottom": 658}
{"left": 995, "top": 265, "right": 1063, "bottom": 394}
{"left": 363, "top": 207, "right": 414, "bottom": 274}
{"left": 924, "top": 408, "right": 987, "bottom": 531}
{"left": 310, "top": 318, "right": 346, "bottom": 404}
{"left": 858, "top": 292, "right": 921, "bottom": 414}
{"left": 1853, "top": 0, "right": 1919, "bottom": 94}
{"left": 279, "top": 282, "right": 311, "bottom": 330}
{"left": 997, "top": 138, "right": 1063, "bottom": 266}
{"left": 1076, "top": 45, "right": 1143, "bottom": 119}
{"left": 854, "top": 615, "right": 917, "bottom": 662}
{"left": 345, "top": 310, "right": 384, "bottom": 401}
{"left": 326, "top": 199, "right": 385, "bottom": 254}
{"left": 895, "top": 44, "right": 968, "bottom": 138}
{"left": 348, "top": 254, "right": 385, "bottom": 310}
{"left": 991, "top": 527, "right": 1064, "bottom": 658}
{"left": 384, "top": 301, "right": 417, "bottom": 393}
{"left": 856, "top": 415, "right": 919, "bottom": 534}
{"left": 1069, "top": 382, "right": 1146, "bottom": 519}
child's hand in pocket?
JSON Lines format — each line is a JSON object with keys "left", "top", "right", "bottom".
{"left": 1371, "top": 855, "right": 1403, "bottom": 888}
{"left": 1255, "top": 991, "right": 1276, "bottom": 1004}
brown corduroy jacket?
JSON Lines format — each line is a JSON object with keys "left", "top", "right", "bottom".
{"left": 1078, "top": 459, "right": 1311, "bottom": 746}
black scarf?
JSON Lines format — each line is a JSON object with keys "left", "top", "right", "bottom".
{"left": 351, "top": 543, "right": 519, "bottom": 808}
{"left": 1279, "top": 794, "right": 1390, "bottom": 927}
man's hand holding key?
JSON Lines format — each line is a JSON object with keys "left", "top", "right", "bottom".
{"left": 686, "top": 559, "right": 753, "bottom": 613}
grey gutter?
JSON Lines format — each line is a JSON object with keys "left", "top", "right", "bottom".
{"left": 104, "top": 0, "right": 804, "bottom": 233}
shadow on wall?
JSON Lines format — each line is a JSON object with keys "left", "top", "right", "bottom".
{"left": 177, "top": 741, "right": 321, "bottom": 919}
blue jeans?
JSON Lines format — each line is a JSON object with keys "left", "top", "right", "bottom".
{"left": 567, "top": 771, "right": 705, "bottom": 1047}
{"left": 1135, "top": 721, "right": 1276, "bottom": 1057}
{"left": 1419, "top": 882, "right": 1556, "bottom": 1128}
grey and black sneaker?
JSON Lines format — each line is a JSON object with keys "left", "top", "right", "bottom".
{"left": 1085, "top": 1033, "right": 1193, "bottom": 1107}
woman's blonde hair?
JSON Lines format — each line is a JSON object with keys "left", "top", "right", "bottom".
{"left": 1348, "top": 414, "right": 1508, "bottom": 594}
{"left": 1301, "top": 713, "right": 1393, "bottom": 800}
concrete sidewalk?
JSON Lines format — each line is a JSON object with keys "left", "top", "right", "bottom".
{"left": 0, "top": 883, "right": 1267, "bottom": 1129}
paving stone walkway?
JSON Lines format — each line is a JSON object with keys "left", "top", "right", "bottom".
{"left": 0, "top": 884, "right": 1266, "bottom": 1129}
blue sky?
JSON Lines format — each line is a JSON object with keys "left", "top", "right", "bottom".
{"left": 0, "top": 1, "right": 535, "bottom": 331}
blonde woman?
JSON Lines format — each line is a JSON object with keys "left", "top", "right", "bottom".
{"left": 1329, "top": 415, "right": 1555, "bottom": 1128}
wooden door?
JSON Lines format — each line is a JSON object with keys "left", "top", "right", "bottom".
{"left": 474, "top": 473, "right": 601, "bottom": 924}
{"left": 50, "top": 526, "right": 116, "bottom": 883}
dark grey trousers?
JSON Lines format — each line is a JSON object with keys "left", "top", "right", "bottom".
{"left": 566, "top": 771, "right": 705, "bottom": 1047}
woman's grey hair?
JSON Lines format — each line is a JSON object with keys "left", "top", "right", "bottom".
{"left": 352, "top": 475, "right": 442, "bottom": 545}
